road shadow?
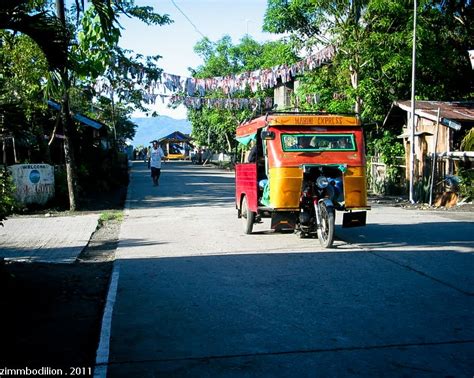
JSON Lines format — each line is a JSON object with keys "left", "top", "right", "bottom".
{"left": 336, "top": 221, "right": 474, "bottom": 249}
{"left": 108, "top": 251, "right": 474, "bottom": 376}
{"left": 0, "top": 238, "right": 167, "bottom": 263}
{"left": 128, "top": 161, "right": 235, "bottom": 209}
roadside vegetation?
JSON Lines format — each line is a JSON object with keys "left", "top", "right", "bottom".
{"left": 1, "top": 0, "right": 473, "bottom": 212}
{"left": 184, "top": 0, "right": 472, "bottom": 198}
{"left": 0, "top": 0, "right": 172, "bottom": 219}
{"left": 98, "top": 210, "right": 124, "bottom": 227}
{"left": 0, "top": 168, "right": 16, "bottom": 226}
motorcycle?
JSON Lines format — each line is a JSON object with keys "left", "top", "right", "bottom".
{"left": 299, "top": 166, "right": 343, "bottom": 247}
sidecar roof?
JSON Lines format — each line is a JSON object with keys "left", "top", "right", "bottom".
{"left": 236, "top": 113, "right": 361, "bottom": 138}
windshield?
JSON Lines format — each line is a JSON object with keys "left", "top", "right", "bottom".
{"left": 281, "top": 134, "right": 356, "bottom": 152}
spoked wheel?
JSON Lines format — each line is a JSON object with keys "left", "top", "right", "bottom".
{"left": 241, "top": 195, "right": 255, "bottom": 234}
{"left": 317, "top": 203, "right": 335, "bottom": 248}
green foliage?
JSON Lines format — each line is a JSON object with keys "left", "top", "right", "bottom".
{"left": 98, "top": 210, "right": 123, "bottom": 226}
{"left": 189, "top": 36, "right": 299, "bottom": 151}
{"left": 0, "top": 31, "right": 49, "bottom": 117}
{"left": 188, "top": 105, "right": 253, "bottom": 152}
{"left": 368, "top": 130, "right": 405, "bottom": 195}
{"left": 0, "top": 0, "right": 170, "bottom": 211}
{"left": 193, "top": 35, "right": 298, "bottom": 78}
{"left": 264, "top": 0, "right": 326, "bottom": 45}
{"left": 458, "top": 168, "right": 474, "bottom": 201}
{"left": 0, "top": 30, "right": 51, "bottom": 161}
{"left": 295, "top": 64, "right": 354, "bottom": 113}
{"left": 0, "top": 1, "right": 69, "bottom": 70}
{"left": 69, "top": 2, "right": 170, "bottom": 119}
{"left": 53, "top": 165, "right": 69, "bottom": 209}
{"left": 264, "top": 0, "right": 474, "bottom": 123}
{"left": 0, "top": 168, "right": 17, "bottom": 226}
{"left": 0, "top": 0, "right": 170, "bottom": 153}
{"left": 460, "top": 128, "right": 474, "bottom": 151}
{"left": 371, "top": 131, "right": 405, "bottom": 167}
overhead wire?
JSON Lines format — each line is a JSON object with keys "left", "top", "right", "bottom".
{"left": 170, "top": 0, "right": 207, "bottom": 39}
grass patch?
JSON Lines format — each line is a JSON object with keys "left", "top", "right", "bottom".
{"left": 98, "top": 211, "right": 124, "bottom": 227}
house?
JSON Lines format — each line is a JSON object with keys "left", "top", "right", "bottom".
{"left": 383, "top": 101, "right": 474, "bottom": 173}
{"left": 384, "top": 100, "right": 474, "bottom": 179}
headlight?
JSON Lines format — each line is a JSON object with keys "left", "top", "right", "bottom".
{"left": 316, "top": 176, "right": 329, "bottom": 189}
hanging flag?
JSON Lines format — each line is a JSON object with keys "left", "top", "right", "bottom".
{"left": 469, "top": 50, "right": 474, "bottom": 70}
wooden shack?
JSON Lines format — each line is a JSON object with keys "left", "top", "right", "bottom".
{"left": 384, "top": 100, "right": 474, "bottom": 180}
{"left": 383, "top": 101, "right": 474, "bottom": 201}
{"left": 157, "top": 131, "right": 192, "bottom": 160}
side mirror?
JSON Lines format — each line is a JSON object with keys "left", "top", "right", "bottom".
{"left": 261, "top": 131, "right": 275, "bottom": 140}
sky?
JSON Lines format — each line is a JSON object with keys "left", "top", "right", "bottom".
{"left": 117, "top": 0, "right": 280, "bottom": 119}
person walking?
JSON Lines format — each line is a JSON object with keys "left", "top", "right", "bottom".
{"left": 148, "top": 140, "right": 165, "bottom": 186}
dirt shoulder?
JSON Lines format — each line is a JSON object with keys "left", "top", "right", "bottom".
{"left": 369, "top": 194, "right": 474, "bottom": 212}
{"left": 0, "top": 204, "right": 123, "bottom": 375}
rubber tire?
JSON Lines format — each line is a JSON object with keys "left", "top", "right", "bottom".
{"left": 317, "top": 203, "right": 335, "bottom": 248}
{"left": 241, "top": 195, "right": 255, "bottom": 234}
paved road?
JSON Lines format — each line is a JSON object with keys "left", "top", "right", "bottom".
{"left": 107, "top": 161, "right": 473, "bottom": 377}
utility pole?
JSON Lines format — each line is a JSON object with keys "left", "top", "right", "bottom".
{"left": 1, "top": 115, "right": 6, "bottom": 166}
{"left": 409, "top": 0, "right": 417, "bottom": 204}
{"left": 245, "top": 19, "right": 251, "bottom": 35}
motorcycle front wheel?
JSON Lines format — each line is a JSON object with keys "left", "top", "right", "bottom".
{"left": 317, "top": 203, "right": 335, "bottom": 248}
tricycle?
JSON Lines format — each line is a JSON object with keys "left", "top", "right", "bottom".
{"left": 235, "top": 112, "right": 370, "bottom": 248}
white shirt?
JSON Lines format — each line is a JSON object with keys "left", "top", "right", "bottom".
{"left": 149, "top": 146, "right": 164, "bottom": 168}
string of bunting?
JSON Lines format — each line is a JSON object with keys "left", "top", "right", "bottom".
{"left": 93, "top": 45, "right": 335, "bottom": 102}
{"left": 169, "top": 95, "right": 274, "bottom": 110}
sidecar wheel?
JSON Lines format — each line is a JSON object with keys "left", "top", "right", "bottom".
{"left": 241, "top": 195, "right": 255, "bottom": 234}
{"left": 317, "top": 203, "right": 335, "bottom": 248}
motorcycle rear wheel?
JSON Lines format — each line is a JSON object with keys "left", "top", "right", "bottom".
{"left": 241, "top": 195, "right": 255, "bottom": 234}
{"left": 317, "top": 203, "right": 335, "bottom": 248}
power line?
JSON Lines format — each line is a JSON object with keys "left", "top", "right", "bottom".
{"left": 170, "top": 0, "right": 207, "bottom": 39}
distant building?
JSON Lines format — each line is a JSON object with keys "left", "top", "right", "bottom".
{"left": 157, "top": 131, "right": 193, "bottom": 160}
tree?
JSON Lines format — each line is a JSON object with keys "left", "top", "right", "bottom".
{"left": 0, "top": 0, "right": 172, "bottom": 210}
{"left": 0, "top": 167, "right": 16, "bottom": 226}
{"left": 264, "top": 0, "right": 474, "bottom": 124}
{"left": 187, "top": 35, "right": 299, "bottom": 152}
{"left": 0, "top": 30, "right": 51, "bottom": 164}
{"left": 264, "top": 0, "right": 368, "bottom": 114}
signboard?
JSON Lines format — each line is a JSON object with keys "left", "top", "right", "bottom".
{"left": 8, "top": 164, "right": 55, "bottom": 205}
{"left": 269, "top": 115, "right": 361, "bottom": 127}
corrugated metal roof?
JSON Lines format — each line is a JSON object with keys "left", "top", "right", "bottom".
{"left": 157, "top": 131, "right": 191, "bottom": 143}
{"left": 47, "top": 100, "right": 105, "bottom": 130}
{"left": 394, "top": 101, "right": 474, "bottom": 130}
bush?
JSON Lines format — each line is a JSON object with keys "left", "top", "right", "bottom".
{"left": 52, "top": 165, "right": 69, "bottom": 209}
{"left": 77, "top": 150, "right": 129, "bottom": 195}
{"left": 98, "top": 210, "right": 124, "bottom": 226}
{"left": 0, "top": 168, "right": 17, "bottom": 225}
{"left": 458, "top": 168, "right": 474, "bottom": 201}
{"left": 368, "top": 131, "right": 405, "bottom": 195}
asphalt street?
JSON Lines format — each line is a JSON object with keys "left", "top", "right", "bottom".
{"left": 105, "top": 161, "right": 473, "bottom": 377}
